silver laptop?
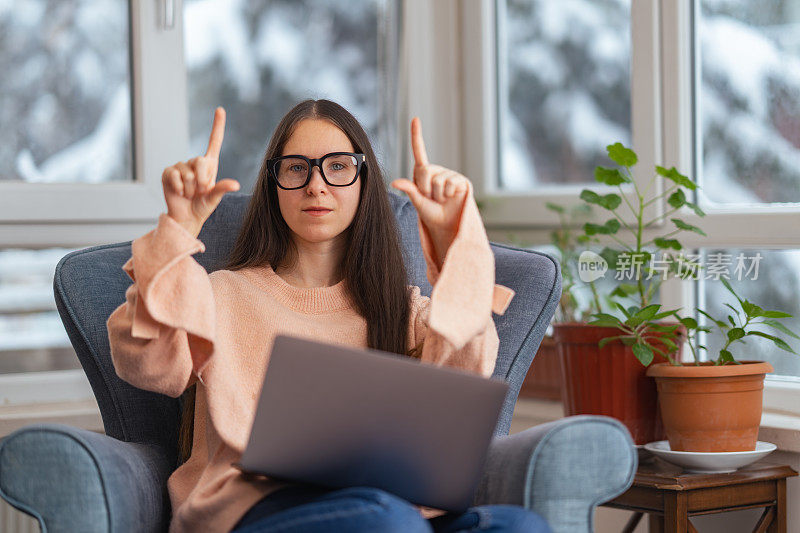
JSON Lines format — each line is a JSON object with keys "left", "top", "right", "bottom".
{"left": 234, "top": 334, "right": 509, "bottom": 513}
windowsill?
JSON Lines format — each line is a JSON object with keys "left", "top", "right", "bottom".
{"left": 510, "top": 397, "right": 563, "bottom": 434}
{"left": 0, "top": 399, "right": 103, "bottom": 439}
{"left": 759, "top": 411, "right": 800, "bottom": 453}
{"left": 513, "top": 398, "right": 800, "bottom": 453}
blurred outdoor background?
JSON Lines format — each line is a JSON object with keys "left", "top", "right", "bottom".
{"left": 1, "top": 0, "right": 800, "bottom": 380}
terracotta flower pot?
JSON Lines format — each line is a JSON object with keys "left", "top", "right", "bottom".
{"left": 647, "top": 361, "right": 773, "bottom": 452}
{"left": 553, "top": 322, "right": 684, "bottom": 445}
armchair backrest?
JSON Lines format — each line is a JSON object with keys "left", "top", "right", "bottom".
{"left": 53, "top": 191, "right": 560, "bottom": 467}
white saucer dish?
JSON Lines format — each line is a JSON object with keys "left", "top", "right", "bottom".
{"left": 643, "top": 440, "right": 777, "bottom": 474}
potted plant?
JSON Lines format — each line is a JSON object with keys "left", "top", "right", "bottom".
{"left": 553, "top": 143, "right": 704, "bottom": 444}
{"left": 519, "top": 202, "right": 593, "bottom": 401}
{"left": 647, "top": 277, "right": 798, "bottom": 452}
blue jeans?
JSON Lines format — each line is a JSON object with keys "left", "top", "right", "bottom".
{"left": 230, "top": 484, "right": 551, "bottom": 532}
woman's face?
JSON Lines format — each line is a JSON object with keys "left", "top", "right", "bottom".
{"left": 276, "top": 118, "right": 361, "bottom": 246}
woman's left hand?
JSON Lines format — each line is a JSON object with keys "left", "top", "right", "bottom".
{"left": 391, "top": 117, "right": 471, "bottom": 264}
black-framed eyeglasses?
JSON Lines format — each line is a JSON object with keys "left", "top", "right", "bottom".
{"left": 267, "top": 152, "right": 366, "bottom": 190}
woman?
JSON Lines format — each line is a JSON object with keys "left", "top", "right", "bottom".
{"left": 107, "top": 99, "right": 550, "bottom": 533}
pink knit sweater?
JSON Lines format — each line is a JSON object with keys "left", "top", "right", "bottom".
{"left": 106, "top": 190, "right": 514, "bottom": 533}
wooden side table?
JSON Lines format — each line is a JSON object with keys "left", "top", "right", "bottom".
{"left": 602, "top": 458, "right": 798, "bottom": 532}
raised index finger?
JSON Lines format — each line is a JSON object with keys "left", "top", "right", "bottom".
{"left": 205, "top": 107, "right": 226, "bottom": 158}
{"left": 411, "top": 116, "right": 429, "bottom": 167}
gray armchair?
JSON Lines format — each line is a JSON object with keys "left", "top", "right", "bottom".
{"left": 0, "top": 191, "right": 636, "bottom": 533}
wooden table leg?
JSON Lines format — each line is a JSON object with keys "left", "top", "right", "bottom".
{"left": 663, "top": 492, "right": 688, "bottom": 533}
{"left": 622, "top": 512, "right": 643, "bottom": 533}
{"left": 756, "top": 506, "right": 776, "bottom": 533}
{"left": 649, "top": 513, "right": 664, "bottom": 533}
{"left": 768, "top": 479, "right": 787, "bottom": 533}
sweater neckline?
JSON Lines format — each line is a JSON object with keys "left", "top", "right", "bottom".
{"left": 242, "top": 264, "right": 354, "bottom": 314}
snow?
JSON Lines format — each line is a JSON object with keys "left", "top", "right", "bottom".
{"left": 536, "top": 1, "right": 620, "bottom": 44}
{"left": 701, "top": 150, "right": 758, "bottom": 204}
{"left": 29, "top": 94, "right": 58, "bottom": 134}
{"left": 511, "top": 42, "right": 566, "bottom": 87}
{"left": 184, "top": 0, "right": 261, "bottom": 102}
{"left": 499, "top": 0, "right": 800, "bottom": 201}
{"left": 701, "top": 15, "right": 781, "bottom": 118}
{"left": 16, "top": 84, "right": 130, "bottom": 183}
{"left": 591, "top": 28, "right": 629, "bottom": 65}
{"left": 697, "top": 7, "right": 800, "bottom": 204}
{"left": 76, "top": 0, "right": 127, "bottom": 51}
{"left": 254, "top": 7, "right": 305, "bottom": 76}
{"left": 10, "top": 1, "right": 44, "bottom": 29}
{"left": 74, "top": 49, "right": 105, "bottom": 98}
{"left": 504, "top": 0, "right": 631, "bottom": 186}
{"left": 544, "top": 90, "right": 630, "bottom": 156}
{"left": 501, "top": 115, "right": 539, "bottom": 190}
{"left": 16, "top": 54, "right": 48, "bottom": 89}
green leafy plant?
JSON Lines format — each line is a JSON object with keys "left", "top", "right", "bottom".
{"left": 544, "top": 201, "right": 593, "bottom": 323}
{"left": 588, "top": 304, "right": 685, "bottom": 366}
{"left": 572, "top": 142, "right": 798, "bottom": 367}
{"left": 578, "top": 142, "right": 707, "bottom": 366}
{"left": 675, "top": 277, "right": 798, "bottom": 365}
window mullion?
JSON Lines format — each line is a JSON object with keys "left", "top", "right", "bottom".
{"left": 400, "top": 0, "right": 461, "bottom": 180}
{"left": 630, "top": 0, "right": 663, "bottom": 227}
{"left": 658, "top": 0, "right": 695, "bottom": 347}
{"left": 133, "top": 0, "right": 189, "bottom": 215}
{"left": 460, "top": 0, "right": 497, "bottom": 197}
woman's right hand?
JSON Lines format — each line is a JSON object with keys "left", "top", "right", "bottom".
{"left": 162, "top": 107, "right": 241, "bottom": 238}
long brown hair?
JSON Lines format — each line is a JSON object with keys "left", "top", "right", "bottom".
{"left": 178, "top": 99, "right": 420, "bottom": 465}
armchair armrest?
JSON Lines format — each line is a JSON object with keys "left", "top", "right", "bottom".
{"left": 471, "top": 415, "right": 637, "bottom": 533}
{"left": 0, "top": 423, "right": 174, "bottom": 533}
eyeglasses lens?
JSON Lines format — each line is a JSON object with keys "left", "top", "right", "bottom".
{"left": 275, "top": 155, "right": 359, "bottom": 188}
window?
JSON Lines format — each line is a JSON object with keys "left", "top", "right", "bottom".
{"left": 0, "top": 1, "right": 210, "bottom": 419}
{"left": 5, "top": 0, "right": 796, "bottom": 417}
{"left": 0, "top": 0, "right": 133, "bottom": 184}
{"left": 462, "top": 0, "right": 800, "bottom": 403}
{"left": 0, "top": 0, "right": 141, "bottom": 408}
{"left": 466, "top": 0, "right": 654, "bottom": 228}
{"left": 0, "top": 0, "right": 184, "bottom": 225}
{"left": 0, "top": 245, "right": 97, "bottom": 409}
{"left": 183, "top": 0, "right": 400, "bottom": 194}
{"left": 0, "top": 0, "right": 404, "bottom": 411}
{"left": 698, "top": 0, "right": 800, "bottom": 205}
{"left": 0, "top": 248, "right": 80, "bottom": 375}
{"left": 692, "top": 1, "right": 800, "bottom": 382}
{"left": 698, "top": 249, "right": 800, "bottom": 377}
{"left": 497, "top": 0, "right": 632, "bottom": 191}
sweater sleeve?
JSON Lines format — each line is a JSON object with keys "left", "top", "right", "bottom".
{"left": 106, "top": 213, "right": 216, "bottom": 398}
{"left": 408, "top": 182, "right": 515, "bottom": 378}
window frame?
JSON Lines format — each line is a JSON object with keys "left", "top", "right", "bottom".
{"left": 3, "top": 0, "right": 410, "bottom": 407}
{"left": 0, "top": 0, "right": 189, "bottom": 247}
{"left": 457, "top": 0, "right": 800, "bottom": 416}
{"left": 461, "top": 0, "right": 663, "bottom": 229}
{"left": 5, "top": 0, "right": 799, "bottom": 419}
{"left": 0, "top": 0, "right": 189, "bottom": 407}
{"left": 682, "top": 0, "right": 800, "bottom": 413}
